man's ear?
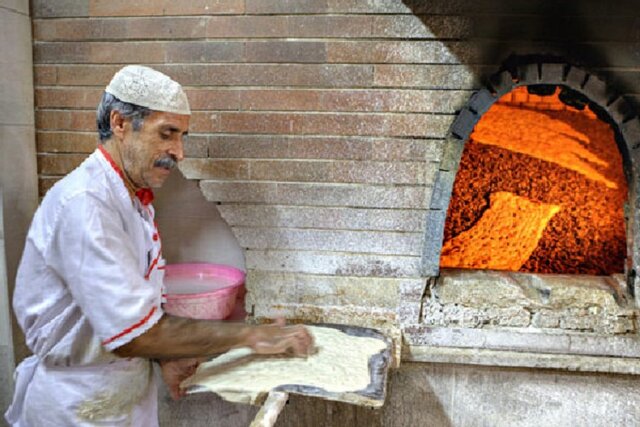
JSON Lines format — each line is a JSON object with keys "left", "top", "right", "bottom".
{"left": 110, "top": 110, "right": 127, "bottom": 140}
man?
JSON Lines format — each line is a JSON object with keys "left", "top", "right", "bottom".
{"left": 5, "top": 65, "right": 313, "bottom": 426}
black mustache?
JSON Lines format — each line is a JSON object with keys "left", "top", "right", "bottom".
{"left": 154, "top": 155, "right": 178, "bottom": 170}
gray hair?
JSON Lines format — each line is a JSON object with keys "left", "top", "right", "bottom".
{"left": 96, "top": 92, "right": 152, "bottom": 142}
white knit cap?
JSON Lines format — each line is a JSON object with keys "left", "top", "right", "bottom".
{"left": 105, "top": 65, "right": 190, "bottom": 115}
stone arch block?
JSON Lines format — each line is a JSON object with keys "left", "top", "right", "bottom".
{"left": 516, "top": 63, "right": 541, "bottom": 85}
{"left": 489, "top": 70, "right": 516, "bottom": 97}
{"left": 450, "top": 107, "right": 479, "bottom": 141}
{"left": 539, "top": 63, "right": 565, "bottom": 84}
{"left": 606, "top": 97, "right": 632, "bottom": 124}
{"left": 582, "top": 74, "right": 609, "bottom": 106}
{"left": 467, "top": 89, "right": 496, "bottom": 116}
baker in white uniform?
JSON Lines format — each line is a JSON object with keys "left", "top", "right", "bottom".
{"left": 5, "top": 65, "right": 313, "bottom": 426}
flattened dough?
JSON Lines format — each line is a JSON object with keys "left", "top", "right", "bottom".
{"left": 440, "top": 191, "right": 561, "bottom": 271}
{"left": 182, "top": 326, "right": 387, "bottom": 404}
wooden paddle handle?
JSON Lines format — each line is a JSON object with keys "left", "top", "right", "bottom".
{"left": 250, "top": 391, "right": 289, "bottom": 427}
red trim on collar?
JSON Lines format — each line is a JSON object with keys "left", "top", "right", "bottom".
{"left": 98, "top": 145, "right": 154, "bottom": 206}
{"left": 135, "top": 188, "right": 154, "bottom": 206}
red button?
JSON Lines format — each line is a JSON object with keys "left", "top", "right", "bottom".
{"left": 153, "top": 234, "right": 158, "bottom": 241}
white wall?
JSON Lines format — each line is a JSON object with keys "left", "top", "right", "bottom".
{"left": 0, "top": 190, "right": 15, "bottom": 424}
{"left": 0, "top": 0, "right": 38, "bottom": 416}
{"left": 153, "top": 170, "right": 245, "bottom": 271}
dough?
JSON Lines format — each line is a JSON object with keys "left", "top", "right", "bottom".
{"left": 182, "top": 326, "right": 387, "bottom": 404}
{"left": 440, "top": 191, "right": 560, "bottom": 271}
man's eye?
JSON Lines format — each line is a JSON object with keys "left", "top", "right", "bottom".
{"left": 161, "top": 133, "right": 171, "bottom": 140}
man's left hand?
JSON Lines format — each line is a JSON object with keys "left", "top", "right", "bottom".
{"left": 159, "top": 357, "right": 205, "bottom": 400}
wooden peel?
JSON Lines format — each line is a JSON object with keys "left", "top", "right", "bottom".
{"left": 249, "top": 391, "right": 288, "bottom": 427}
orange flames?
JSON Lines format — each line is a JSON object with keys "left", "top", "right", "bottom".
{"left": 440, "top": 87, "right": 627, "bottom": 275}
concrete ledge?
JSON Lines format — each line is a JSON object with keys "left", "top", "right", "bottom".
{"left": 403, "top": 345, "right": 640, "bottom": 376}
{"left": 403, "top": 325, "right": 640, "bottom": 358}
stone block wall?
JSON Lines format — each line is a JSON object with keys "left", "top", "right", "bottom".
{"left": 31, "top": 1, "right": 640, "bottom": 337}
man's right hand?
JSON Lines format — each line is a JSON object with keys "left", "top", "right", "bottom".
{"left": 114, "top": 315, "right": 315, "bottom": 360}
{"left": 246, "top": 319, "right": 314, "bottom": 357}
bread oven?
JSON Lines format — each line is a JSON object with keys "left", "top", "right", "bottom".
{"left": 406, "top": 61, "right": 640, "bottom": 363}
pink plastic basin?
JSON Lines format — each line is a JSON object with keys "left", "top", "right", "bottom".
{"left": 163, "top": 263, "right": 245, "bottom": 320}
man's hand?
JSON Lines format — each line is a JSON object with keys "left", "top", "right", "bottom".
{"left": 115, "top": 315, "right": 315, "bottom": 361}
{"left": 246, "top": 319, "right": 315, "bottom": 357}
{"left": 157, "top": 320, "right": 313, "bottom": 399}
{"left": 159, "top": 358, "right": 204, "bottom": 400}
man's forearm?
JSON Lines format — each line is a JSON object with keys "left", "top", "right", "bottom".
{"left": 113, "top": 315, "right": 252, "bottom": 359}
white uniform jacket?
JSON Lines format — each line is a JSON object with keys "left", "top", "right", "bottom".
{"left": 5, "top": 148, "right": 165, "bottom": 426}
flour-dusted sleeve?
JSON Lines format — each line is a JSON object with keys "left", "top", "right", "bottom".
{"left": 46, "top": 191, "right": 164, "bottom": 352}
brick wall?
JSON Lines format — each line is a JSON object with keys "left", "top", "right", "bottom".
{"left": 31, "top": 0, "right": 640, "bottom": 332}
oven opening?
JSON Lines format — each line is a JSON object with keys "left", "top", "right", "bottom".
{"left": 440, "top": 85, "right": 627, "bottom": 276}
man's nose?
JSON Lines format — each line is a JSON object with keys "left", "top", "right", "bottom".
{"left": 169, "top": 138, "right": 184, "bottom": 162}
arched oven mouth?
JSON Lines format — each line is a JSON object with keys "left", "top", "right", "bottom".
{"left": 408, "top": 59, "right": 640, "bottom": 361}
{"left": 442, "top": 84, "right": 627, "bottom": 277}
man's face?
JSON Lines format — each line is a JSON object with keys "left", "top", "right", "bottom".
{"left": 120, "top": 111, "right": 190, "bottom": 189}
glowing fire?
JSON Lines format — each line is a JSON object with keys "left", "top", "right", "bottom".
{"left": 472, "top": 104, "right": 617, "bottom": 189}
{"left": 440, "top": 87, "right": 627, "bottom": 275}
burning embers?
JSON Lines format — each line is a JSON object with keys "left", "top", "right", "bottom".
{"left": 441, "top": 86, "right": 627, "bottom": 275}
